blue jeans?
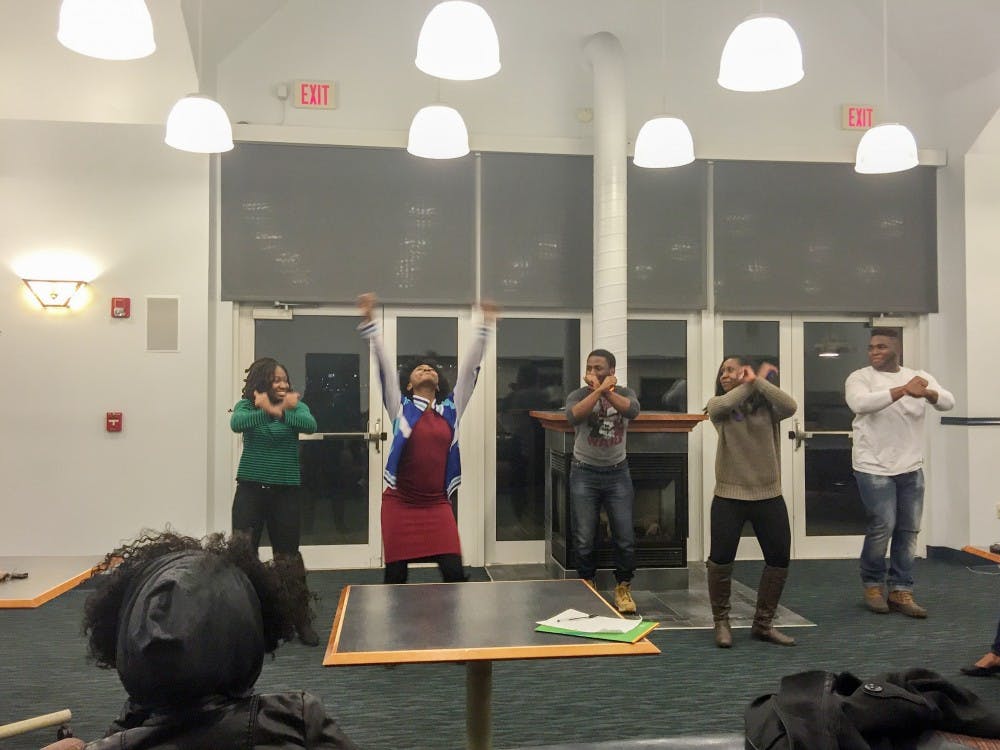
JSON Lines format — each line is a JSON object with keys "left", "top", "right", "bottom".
{"left": 855, "top": 469, "right": 924, "bottom": 591}
{"left": 569, "top": 461, "right": 635, "bottom": 583}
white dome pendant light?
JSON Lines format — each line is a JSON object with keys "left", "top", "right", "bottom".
{"left": 634, "top": 2, "right": 695, "bottom": 168}
{"left": 407, "top": 105, "right": 470, "bottom": 159}
{"left": 415, "top": 1, "right": 500, "bottom": 81}
{"left": 57, "top": 0, "right": 156, "bottom": 60}
{"left": 718, "top": 13, "right": 803, "bottom": 92}
{"left": 165, "top": 0, "right": 233, "bottom": 154}
{"left": 855, "top": 0, "right": 917, "bottom": 174}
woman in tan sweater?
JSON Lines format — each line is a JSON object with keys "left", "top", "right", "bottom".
{"left": 706, "top": 356, "right": 797, "bottom": 648}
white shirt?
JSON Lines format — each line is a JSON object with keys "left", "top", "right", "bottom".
{"left": 845, "top": 365, "right": 955, "bottom": 476}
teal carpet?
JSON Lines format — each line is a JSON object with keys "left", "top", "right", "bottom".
{"left": 1, "top": 558, "right": 998, "bottom": 749}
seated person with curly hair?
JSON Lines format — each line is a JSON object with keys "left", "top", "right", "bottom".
{"left": 81, "top": 530, "right": 356, "bottom": 749}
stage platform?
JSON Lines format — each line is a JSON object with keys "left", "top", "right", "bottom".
{"left": 0, "top": 556, "right": 102, "bottom": 608}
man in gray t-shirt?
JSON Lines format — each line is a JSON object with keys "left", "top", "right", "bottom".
{"left": 565, "top": 349, "right": 641, "bottom": 613}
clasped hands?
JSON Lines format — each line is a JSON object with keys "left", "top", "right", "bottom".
{"left": 903, "top": 375, "right": 931, "bottom": 399}
{"left": 735, "top": 362, "right": 778, "bottom": 386}
{"left": 584, "top": 374, "right": 618, "bottom": 392}
{"left": 253, "top": 389, "right": 298, "bottom": 418}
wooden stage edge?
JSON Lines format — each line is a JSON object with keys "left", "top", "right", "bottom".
{"left": 963, "top": 546, "right": 1000, "bottom": 564}
{"left": 0, "top": 558, "right": 101, "bottom": 609}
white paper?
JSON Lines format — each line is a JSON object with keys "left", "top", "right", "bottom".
{"left": 536, "top": 608, "right": 636, "bottom": 634}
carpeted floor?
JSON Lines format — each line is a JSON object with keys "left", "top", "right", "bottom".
{"left": 1, "top": 558, "right": 998, "bottom": 749}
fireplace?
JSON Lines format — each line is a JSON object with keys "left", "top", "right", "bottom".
{"left": 532, "top": 411, "right": 706, "bottom": 590}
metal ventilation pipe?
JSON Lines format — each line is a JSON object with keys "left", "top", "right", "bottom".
{"left": 584, "top": 31, "right": 628, "bottom": 385}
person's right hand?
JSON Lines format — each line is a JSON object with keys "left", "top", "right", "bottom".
{"left": 357, "top": 292, "right": 376, "bottom": 323}
{"left": 599, "top": 374, "right": 618, "bottom": 393}
{"left": 740, "top": 365, "right": 757, "bottom": 384}
{"left": 584, "top": 373, "right": 600, "bottom": 390}
{"left": 253, "top": 390, "right": 270, "bottom": 410}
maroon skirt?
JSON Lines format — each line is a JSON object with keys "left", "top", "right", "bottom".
{"left": 381, "top": 487, "right": 461, "bottom": 563}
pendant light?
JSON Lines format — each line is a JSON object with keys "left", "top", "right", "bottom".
{"left": 165, "top": 0, "right": 233, "bottom": 154}
{"left": 855, "top": 0, "right": 917, "bottom": 174}
{"left": 57, "top": 0, "right": 156, "bottom": 60}
{"left": 415, "top": 1, "right": 500, "bottom": 81}
{"left": 634, "top": 1, "right": 694, "bottom": 168}
{"left": 407, "top": 105, "right": 470, "bottom": 159}
{"left": 718, "top": 13, "right": 803, "bottom": 92}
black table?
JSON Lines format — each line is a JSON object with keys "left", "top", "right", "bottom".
{"left": 323, "top": 579, "right": 660, "bottom": 750}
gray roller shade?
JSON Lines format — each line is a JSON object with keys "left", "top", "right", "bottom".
{"left": 221, "top": 143, "right": 475, "bottom": 304}
{"left": 713, "top": 161, "right": 937, "bottom": 313}
{"left": 628, "top": 160, "right": 707, "bottom": 311}
{"left": 481, "top": 152, "right": 593, "bottom": 309}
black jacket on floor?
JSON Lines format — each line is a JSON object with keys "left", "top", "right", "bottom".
{"left": 745, "top": 668, "right": 1000, "bottom": 750}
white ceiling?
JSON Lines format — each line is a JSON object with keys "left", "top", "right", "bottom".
{"left": 178, "top": 0, "right": 1000, "bottom": 99}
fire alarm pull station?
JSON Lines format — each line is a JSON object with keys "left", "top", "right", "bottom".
{"left": 111, "top": 297, "right": 131, "bottom": 318}
{"left": 106, "top": 412, "right": 123, "bottom": 432}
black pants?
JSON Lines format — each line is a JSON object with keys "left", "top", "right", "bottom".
{"left": 384, "top": 554, "right": 465, "bottom": 584}
{"left": 232, "top": 480, "right": 301, "bottom": 555}
{"left": 709, "top": 495, "right": 790, "bottom": 568}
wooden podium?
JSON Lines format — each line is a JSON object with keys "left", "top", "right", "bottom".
{"left": 531, "top": 410, "right": 707, "bottom": 590}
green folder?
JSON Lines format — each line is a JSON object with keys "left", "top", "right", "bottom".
{"left": 535, "top": 619, "right": 659, "bottom": 644}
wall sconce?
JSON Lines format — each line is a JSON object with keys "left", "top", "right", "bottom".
{"left": 22, "top": 279, "right": 88, "bottom": 308}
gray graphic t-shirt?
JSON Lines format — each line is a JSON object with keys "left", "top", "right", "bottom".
{"left": 564, "top": 386, "right": 640, "bottom": 467}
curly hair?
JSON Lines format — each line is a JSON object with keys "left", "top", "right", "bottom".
{"left": 241, "top": 357, "right": 291, "bottom": 402}
{"left": 82, "top": 530, "right": 298, "bottom": 669}
{"left": 400, "top": 357, "right": 452, "bottom": 402}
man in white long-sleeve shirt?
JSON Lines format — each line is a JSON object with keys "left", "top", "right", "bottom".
{"left": 845, "top": 328, "right": 954, "bottom": 618}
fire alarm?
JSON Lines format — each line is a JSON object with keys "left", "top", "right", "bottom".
{"left": 111, "top": 297, "right": 131, "bottom": 319}
{"left": 106, "top": 412, "right": 123, "bottom": 432}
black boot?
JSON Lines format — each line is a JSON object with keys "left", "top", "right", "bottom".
{"left": 750, "top": 565, "right": 795, "bottom": 646}
{"left": 706, "top": 560, "right": 733, "bottom": 648}
{"left": 275, "top": 552, "right": 320, "bottom": 647}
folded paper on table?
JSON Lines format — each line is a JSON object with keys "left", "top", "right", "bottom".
{"left": 535, "top": 609, "right": 659, "bottom": 643}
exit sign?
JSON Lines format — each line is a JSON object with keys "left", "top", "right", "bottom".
{"left": 292, "top": 79, "right": 337, "bottom": 109}
{"left": 842, "top": 104, "right": 875, "bottom": 130}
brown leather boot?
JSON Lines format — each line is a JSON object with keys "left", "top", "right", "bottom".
{"left": 887, "top": 590, "right": 927, "bottom": 618}
{"left": 750, "top": 565, "right": 795, "bottom": 646}
{"left": 274, "top": 552, "right": 320, "bottom": 646}
{"left": 706, "top": 560, "right": 733, "bottom": 648}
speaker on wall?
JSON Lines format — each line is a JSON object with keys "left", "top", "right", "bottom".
{"left": 146, "top": 296, "right": 179, "bottom": 352}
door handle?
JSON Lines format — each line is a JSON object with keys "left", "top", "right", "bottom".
{"left": 787, "top": 420, "right": 852, "bottom": 451}
{"left": 367, "top": 418, "right": 388, "bottom": 454}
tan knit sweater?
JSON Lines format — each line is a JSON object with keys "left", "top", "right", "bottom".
{"left": 707, "top": 379, "right": 797, "bottom": 500}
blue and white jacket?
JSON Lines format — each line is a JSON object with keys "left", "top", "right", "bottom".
{"left": 360, "top": 319, "right": 492, "bottom": 497}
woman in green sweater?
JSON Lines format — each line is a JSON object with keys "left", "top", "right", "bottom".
{"left": 231, "top": 357, "right": 319, "bottom": 645}
{"left": 706, "top": 356, "right": 797, "bottom": 649}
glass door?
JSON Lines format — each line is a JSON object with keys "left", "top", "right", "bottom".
{"left": 237, "top": 305, "right": 384, "bottom": 569}
{"left": 788, "top": 317, "right": 917, "bottom": 558}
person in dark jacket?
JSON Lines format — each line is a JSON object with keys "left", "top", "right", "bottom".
{"left": 81, "top": 530, "right": 356, "bottom": 749}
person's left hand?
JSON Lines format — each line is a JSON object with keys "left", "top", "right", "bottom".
{"left": 283, "top": 391, "right": 300, "bottom": 409}
{"left": 599, "top": 374, "right": 618, "bottom": 393}
{"left": 757, "top": 362, "right": 778, "bottom": 382}
{"left": 479, "top": 299, "right": 500, "bottom": 325}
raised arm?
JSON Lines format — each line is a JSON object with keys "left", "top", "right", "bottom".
{"left": 453, "top": 301, "right": 498, "bottom": 418}
{"left": 706, "top": 383, "right": 754, "bottom": 422}
{"left": 920, "top": 372, "right": 955, "bottom": 411}
{"left": 282, "top": 398, "right": 317, "bottom": 433}
{"left": 845, "top": 370, "right": 897, "bottom": 415}
{"left": 357, "top": 293, "right": 402, "bottom": 420}
{"left": 754, "top": 378, "right": 797, "bottom": 421}
{"left": 230, "top": 399, "right": 270, "bottom": 433}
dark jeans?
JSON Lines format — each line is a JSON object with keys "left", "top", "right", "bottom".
{"left": 855, "top": 469, "right": 924, "bottom": 591}
{"left": 708, "top": 495, "right": 791, "bottom": 568}
{"left": 569, "top": 460, "right": 635, "bottom": 583}
{"left": 384, "top": 554, "right": 465, "bottom": 584}
{"left": 232, "top": 480, "right": 302, "bottom": 555}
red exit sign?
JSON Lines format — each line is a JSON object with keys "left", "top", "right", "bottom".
{"left": 842, "top": 104, "right": 875, "bottom": 130}
{"left": 292, "top": 79, "right": 337, "bottom": 109}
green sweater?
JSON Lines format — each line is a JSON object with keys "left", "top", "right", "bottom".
{"left": 231, "top": 399, "right": 317, "bottom": 486}
{"left": 706, "top": 379, "right": 797, "bottom": 501}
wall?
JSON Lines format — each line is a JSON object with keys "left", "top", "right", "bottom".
{"left": 0, "top": 121, "right": 209, "bottom": 555}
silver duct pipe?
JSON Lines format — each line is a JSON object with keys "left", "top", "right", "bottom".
{"left": 584, "top": 31, "right": 629, "bottom": 385}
